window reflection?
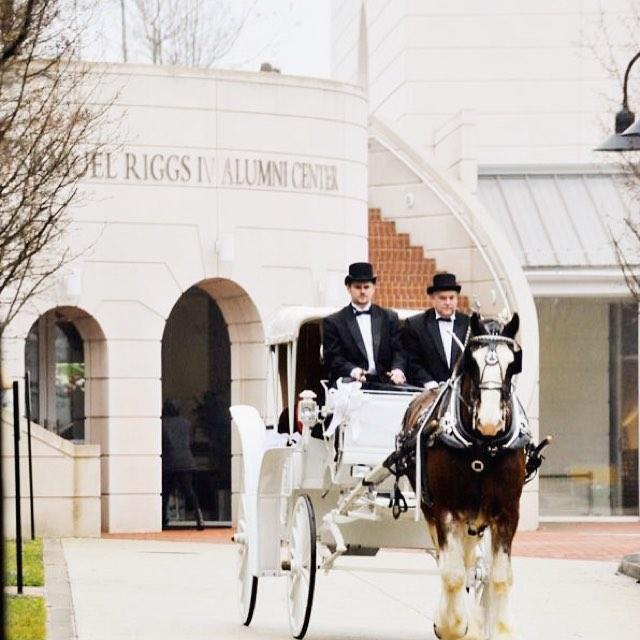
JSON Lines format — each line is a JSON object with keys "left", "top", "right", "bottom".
{"left": 24, "top": 313, "right": 85, "bottom": 442}
{"left": 538, "top": 299, "right": 638, "bottom": 516}
{"left": 54, "top": 321, "right": 85, "bottom": 440}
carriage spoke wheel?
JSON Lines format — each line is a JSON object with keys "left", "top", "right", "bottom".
{"left": 472, "top": 529, "right": 492, "bottom": 637}
{"left": 287, "top": 494, "right": 317, "bottom": 639}
{"left": 236, "top": 499, "right": 258, "bottom": 626}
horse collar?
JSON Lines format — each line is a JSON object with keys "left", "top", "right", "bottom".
{"left": 434, "top": 376, "right": 532, "bottom": 453}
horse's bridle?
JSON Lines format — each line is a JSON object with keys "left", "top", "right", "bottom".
{"left": 469, "top": 335, "right": 520, "bottom": 396}
{"left": 466, "top": 334, "right": 522, "bottom": 430}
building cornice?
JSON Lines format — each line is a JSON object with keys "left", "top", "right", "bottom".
{"left": 478, "top": 163, "right": 626, "bottom": 176}
{"left": 525, "top": 266, "right": 635, "bottom": 298}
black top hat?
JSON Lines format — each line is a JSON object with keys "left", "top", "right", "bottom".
{"left": 427, "top": 272, "right": 461, "bottom": 294}
{"left": 345, "top": 262, "right": 377, "bottom": 285}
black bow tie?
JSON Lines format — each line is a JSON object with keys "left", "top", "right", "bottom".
{"left": 353, "top": 308, "right": 371, "bottom": 316}
{"left": 437, "top": 316, "right": 452, "bottom": 323}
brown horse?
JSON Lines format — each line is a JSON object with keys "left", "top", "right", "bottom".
{"left": 403, "top": 312, "right": 527, "bottom": 640}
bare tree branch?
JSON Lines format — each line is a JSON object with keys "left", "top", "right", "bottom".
{"left": 0, "top": 0, "right": 110, "bottom": 335}
{"left": 0, "top": 0, "right": 36, "bottom": 64}
{"left": 128, "top": 0, "right": 256, "bottom": 69}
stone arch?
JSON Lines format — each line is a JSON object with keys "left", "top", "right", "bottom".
{"left": 195, "top": 278, "right": 266, "bottom": 410}
{"left": 160, "top": 278, "right": 264, "bottom": 526}
{"left": 22, "top": 305, "right": 107, "bottom": 445}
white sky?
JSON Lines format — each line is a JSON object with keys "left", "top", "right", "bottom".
{"left": 80, "top": 0, "right": 332, "bottom": 78}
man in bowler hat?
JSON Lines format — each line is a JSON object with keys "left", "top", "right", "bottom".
{"left": 403, "top": 272, "right": 469, "bottom": 389}
{"left": 323, "top": 262, "right": 406, "bottom": 387}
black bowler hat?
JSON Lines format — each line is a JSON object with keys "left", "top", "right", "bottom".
{"left": 345, "top": 262, "right": 377, "bottom": 285}
{"left": 427, "top": 272, "right": 461, "bottom": 294}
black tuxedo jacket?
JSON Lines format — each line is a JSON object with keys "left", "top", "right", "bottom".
{"left": 323, "top": 304, "right": 405, "bottom": 385}
{"left": 403, "top": 309, "right": 469, "bottom": 386}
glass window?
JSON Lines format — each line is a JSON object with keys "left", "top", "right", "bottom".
{"left": 24, "top": 313, "right": 85, "bottom": 441}
{"left": 609, "top": 303, "right": 638, "bottom": 514}
{"left": 54, "top": 321, "right": 85, "bottom": 440}
{"left": 538, "top": 298, "right": 639, "bottom": 516}
{"left": 25, "top": 321, "right": 40, "bottom": 424}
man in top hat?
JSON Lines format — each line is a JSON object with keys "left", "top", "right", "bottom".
{"left": 323, "top": 262, "right": 406, "bottom": 387}
{"left": 403, "top": 272, "right": 469, "bottom": 389}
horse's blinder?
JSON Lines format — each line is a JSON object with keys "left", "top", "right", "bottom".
{"left": 506, "top": 347, "right": 522, "bottom": 377}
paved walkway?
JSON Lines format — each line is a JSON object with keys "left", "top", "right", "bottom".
{"left": 55, "top": 523, "right": 640, "bottom": 640}
{"left": 513, "top": 521, "right": 640, "bottom": 560}
{"left": 104, "top": 521, "right": 640, "bottom": 560}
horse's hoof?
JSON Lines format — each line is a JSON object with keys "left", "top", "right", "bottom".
{"left": 433, "top": 622, "right": 469, "bottom": 640}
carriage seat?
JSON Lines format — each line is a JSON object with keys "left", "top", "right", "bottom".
{"left": 329, "top": 384, "right": 418, "bottom": 483}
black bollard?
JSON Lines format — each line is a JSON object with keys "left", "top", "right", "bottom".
{"left": 25, "top": 371, "right": 35, "bottom": 540}
{"left": 12, "top": 380, "right": 23, "bottom": 594}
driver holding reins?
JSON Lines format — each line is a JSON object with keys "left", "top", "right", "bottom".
{"left": 323, "top": 262, "right": 406, "bottom": 387}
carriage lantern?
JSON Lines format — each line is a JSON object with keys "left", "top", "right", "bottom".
{"left": 297, "top": 390, "right": 319, "bottom": 431}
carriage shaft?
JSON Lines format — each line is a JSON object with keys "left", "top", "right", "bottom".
{"left": 336, "top": 464, "right": 392, "bottom": 515}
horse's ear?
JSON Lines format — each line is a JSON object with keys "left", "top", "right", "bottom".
{"left": 470, "top": 312, "right": 485, "bottom": 336}
{"left": 503, "top": 313, "right": 519, "bottom": 339}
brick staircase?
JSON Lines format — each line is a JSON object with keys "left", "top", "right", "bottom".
{"left": 368, "top": 208, "right": 468, "bottom": 311}
{"left": 368, "top": 208, "right": 435, "bottom": 309}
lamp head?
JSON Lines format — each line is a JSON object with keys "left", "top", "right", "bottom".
{"left": 595, "top": 106, "right": 640, "bottom": 151}
{"left": 623, "top": 118, "right": 640, "bottom": 137}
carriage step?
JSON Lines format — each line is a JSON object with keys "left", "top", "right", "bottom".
{"left": 326, "top": 544, "right": 380, "bottom": 557}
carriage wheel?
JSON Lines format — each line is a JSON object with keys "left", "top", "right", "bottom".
{"left": 236, "top": 498, "right": 258, "bottom": 626}
{"left": 471, "top": 529, "right": 492, "bottom": 635}
{"left": 287, "top": 494, "right": 317, "bottom": 639}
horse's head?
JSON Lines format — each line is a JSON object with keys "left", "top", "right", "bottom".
{"left": 463, "top": 312, "right": 522, "bottom": 437}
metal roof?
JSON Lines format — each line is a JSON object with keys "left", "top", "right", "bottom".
{"left": 477, "top": 169, "right": 638, "bottom": 269}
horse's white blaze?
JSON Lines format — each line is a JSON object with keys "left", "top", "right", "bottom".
{"left": 473, "top": 344, "right": 514, "bottom": 436}
{"left": 488, "top": 547, "right": 516, "bottom": 640}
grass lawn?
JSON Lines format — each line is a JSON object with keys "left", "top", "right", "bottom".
{"left": 6, "top": 595, "right": 46, "bottom": 640}
{"left": 5, "top": 539, "right": 44, "bottom": 586}
{"left": 4, "top": 540, "right": 46, "bottom": 639}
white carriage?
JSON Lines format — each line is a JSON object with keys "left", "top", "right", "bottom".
{"left": 231, "top": 307, "right": 489, "bottom": 639}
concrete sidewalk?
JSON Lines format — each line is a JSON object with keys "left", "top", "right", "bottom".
{"left": 56, "top": 537, "right": 639, "bottom": 640}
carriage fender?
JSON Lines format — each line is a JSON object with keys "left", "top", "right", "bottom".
{"left": 230, "top": 405, "right": 269, "bottom": 495}
{"left": 231, "top": 405, "right": 293, "bottom": 575}
{"left": 257, "top": 447, "right": 296, "bottom": 573}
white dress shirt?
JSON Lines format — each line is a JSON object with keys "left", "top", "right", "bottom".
{"left": 352, "top": 304, "right": 376, "bottom": 374}
{"left": 435, "top": 312, "right": 456, "bottom": 367}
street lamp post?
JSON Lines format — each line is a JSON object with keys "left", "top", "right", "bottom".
{"left": 595, "top": 50, "right": 640, "bottom": 151}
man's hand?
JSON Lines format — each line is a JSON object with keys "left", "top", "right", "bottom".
{"left": 388, "top": 369, "right": 406, "bottom": 385}
{"left": 349, "top": 367, "right": 367, "bottom": 382}
{"left": 424, "top": 381, "right": 439, "bottom": 391}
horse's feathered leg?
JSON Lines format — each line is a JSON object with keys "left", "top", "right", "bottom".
{"left": 433, "top": 515, "right": 481, "bottom": 640}
{"left": 485, "top": 518, "right": 519, "bottom": 640}
{"left": 481, "top": 451, "right": 524, "bottom": 640}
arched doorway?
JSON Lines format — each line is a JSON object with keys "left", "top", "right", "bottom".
{"left": 161, "top": 286, "right": 232, "bottom": 527}
{"left": 24, "top": 306, "right": 107, "bottom": 443}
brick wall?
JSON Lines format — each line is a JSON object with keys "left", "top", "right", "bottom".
{"left": 368, "top": 208, "right": 468, "bottom": 311}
